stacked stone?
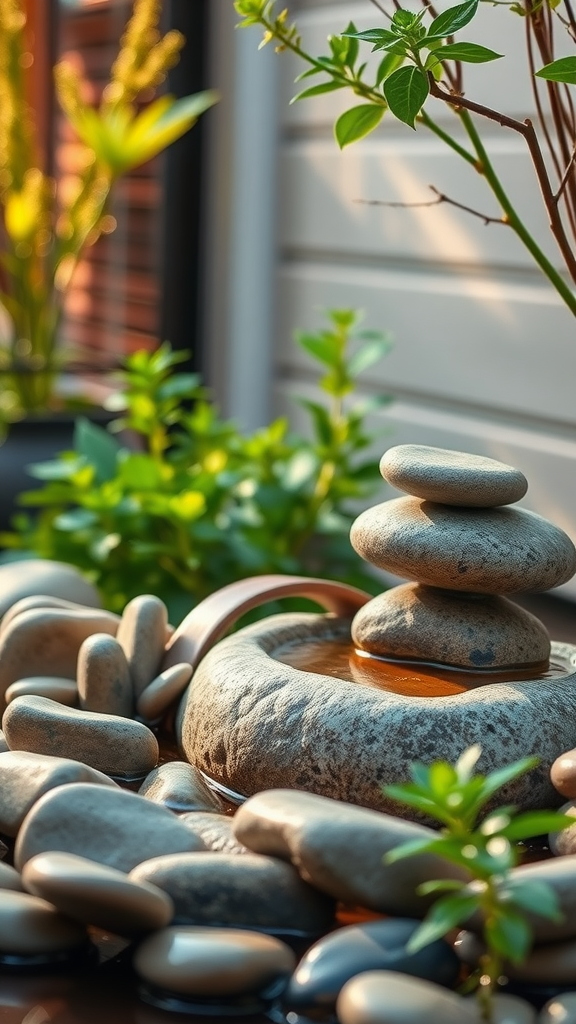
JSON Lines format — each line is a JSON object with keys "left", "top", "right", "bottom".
{"left": 350, "top": 444, "right": 576, "bottom": 671}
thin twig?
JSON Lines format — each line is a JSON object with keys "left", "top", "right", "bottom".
{"left": 556, "top": 142, "right": 576, "bottom": 203}
{"left": 369, "top": 0, "right": 393, "bottom": 17}
{"left": 355, "top": 185, "right": 507, "bottom": 225}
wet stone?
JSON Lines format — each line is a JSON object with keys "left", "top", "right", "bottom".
{"left": 137, "top": 663, "right": 193, "bottom": 722}
{"left": 540, "top": 993, "right": 576, "bottom": 1023}
{"left": 551, "top": 750, "right": 576, "bottom": 800}
{"left": 0, "top": 560, "right": 101, "bottom": 622}
{"left": 467, "top": 857, "right": 576, "bottom": 943}
{"left": 456, "top": 929, "right": 576, "bottom": 986}
{"left": 130, "top": 851, "right": 335, "bottom": 936}
{"left": 284, "top": 918, "right": 460, "bottom": 1018}
{"left": 0, "top": 862, "right": 24, "bottom": 892}
{"left": 0, "top": 749, "right": 118, "bottom": 837}
{"left": 22, "top": 851, "right": 174, "bottom": 937}
{"left": 77, "top": 633, "right": 133, "bottom": 718}
{"left": 549, "top": 800, "right": 576, "bottom": 856}
{"left": 0, "top": 890, "right": 88, "bottom": 956}
{"left": 336, "top": 970, "right": 481, "bottom": 1024}
{"left": 3, "top": 694, "right": 159, "bottom": 779}
{"left": 380, "top": 444, "right": 528, "bottom": 507}
{"left": 116, "top": 595, "right": 168, "bottom": 700}
{"left": 138, "top": 762, "right": 225, "bottom": 814}
{"left": 15, "top": 783, "right": 207, "bottom": 873}
{"left": 180, "top": 813, "right": 249, "bottom": 855}
{"left": 5, "top": 678, "right": 78, "bottom": 707}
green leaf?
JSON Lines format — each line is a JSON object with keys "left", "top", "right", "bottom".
{"left": 27, "top": 457, "right": 86, "bottom": 481}
{"left": 417, "top": 879, "right": 466, "bottom": 896}
{"left": 431, "top": 41, "right": 503, "bottom": 63}
{"left": 383, "top": 66, "right": 429, "bottom": 128}
{"left": 427, "top": 0, "right": 479, "bottom": 39}
{"left": 384, "top": 836, "right": 441, "bottom": 864}
{"left": 407, "top": 894, "right": 478, "bottom": 951}
{"left": 291, "top": 80, "right": 347, "bottom": 104}
{"left": 502, "top": 877, "right": 563, "bottom": 922}
{"left": 456, "top": 744, "right": 482, "bottom": 784}
{"left": 500, "top": 810, "right": 574, "bottom": 842}
{"left": 54, "top": 509, "right": 98, "bottom": 532}
{"left": 485, "top": 910, "right": 532, "bottom": 963}
{"left": 347, "top": 337, "right": 393, "bottom": 377}
{"left": 343, "top": 21, "right": 359, "bottom": 68}
{"left": 296, "top": 330, "right": 339, "bottom": 368}
{"left": 376, "top": 52, "right": 405, "bottom": 85}
{"left": 429, "top": 760, "right": 458, "bottom": 798}
{"left": 536, "top": 56, "right": 576, "bottom": 83}
{"left": 74, "top": 417, "right": 121, "bottom": 484}
{"left": 345, "top": 28, "right": 398, "bottom": 50}
{"left": 477, "top": 757, "right": 539, "bottom": 806}
{"left": 117, "top": 452, "right": 163, "bottom": 490}
{"left": 334, "top": 104, "right": 384, "bottom": 149}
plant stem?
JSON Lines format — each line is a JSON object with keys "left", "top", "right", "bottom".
{"left": 419, "top": 110, "right": 479, "bottom": 167}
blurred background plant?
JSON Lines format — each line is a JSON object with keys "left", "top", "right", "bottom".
{"left": 0, "top": 309, "right": 392, "bottom": 622}
{"left": 0, "top": 0, "right": 216, "bottom": 429}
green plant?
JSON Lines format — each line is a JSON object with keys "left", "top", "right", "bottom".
{"left": 0, "top": 309, "right": 391, "bottom": 622}
{"left": 235, "top": 0, "right": 576, "bottom": 318}
{"left": 385, "top": 745, "right": 572, "bottom": 1022}
{"left": 0, "top": 0, "right": 216, "bottom": 423}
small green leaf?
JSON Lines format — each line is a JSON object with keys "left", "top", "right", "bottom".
{"left": 536, "top": 56, "right": 576, "bottom": 83}
{"left": 417, "top": 879, "right": 466, "bottom": 896}
{"left": 334, "top": 104, "right": 385, "bottom": 148}
{"left": 384, "top": 836, "right": 440, "bottom": 864}
{"left": 431, "top": 41, "right": 503, "bottom": 63}
{"left": 500, "top": 810, "right": 574, "bottom": 842}
{"left": 428, "top": 0, "right": 479, "bottom": 39}
{"left": 502, "top": 878, "right": 564, "bottom": 922}
{"left": 347, "top": 337, "right": 393, "bottom": 377}
{"left": 407, "top": 894, "right": 478, "bottom": 951}
{"left": 344, "top": 28, "right": 398, "bottom": 50}
{"left": 383, "top": 66, "right": 429, "bottom": 128}
{"left": 485, "top": 910, "right": 532, "bottom": 963}
{"left": 343, "top": 21, "right": 359, "bottom": 68}
{"left": 296, "top": 331, "right": 339, "bottom": 368}
{"left": 291, "top": 80, "right": 347, "bottom": 104}
{"left": 54, "top": 509, "right": 98, "bottom": 532}
{"left": 376, "top": 52, "right": 405, "bottom": 85}
{"left": 74, "top": 417, "right": 121, "bottom": 484}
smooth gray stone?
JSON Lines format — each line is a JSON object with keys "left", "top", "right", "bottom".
{"left": 130, "top": 851, "right": 335, "bottom": 934}
{"left": 137, "top": 663, "right": 193, "bottom": 721}
{"left": 336, "top": 971, "right": 480, "bottom": 1024}
{"left": 0, "top": 561, "right": 101, "bottom": 622}
{"left": 0, "top": 749, "right": 118, "bottom": 837}
{"left": 0, "top": 890, "right": 88, "bottom": 955}
{"left": 77, "top": 633, "right": 133, "bottom": 717}
{"left": 466, "top": 856, "right": 576, "bottom": 943}
{"left": 116, "top": 595, "right": 168, "bottom": 699}
{"left": 0, "top": 862, "right": 24, "bottom": 891}
{"left": 180, "top": 813, "right": 248, "bottom": 855}
{"left": 0, "top": 595, "right": 103, "bottom": 636}
{"left": 138, "top": 762, "right": 224, "bottom": 813}
{"left": 457, "top": 929, "right": 576, "bottom": 985}
{"left": 3, "top": 695, "right": 158, "bottom": 779}
{"left": 540, "top": 993, "right": 576, "bottom": 1023}
{"left": 5, "top": 678, "right": 78, "bottom": 707}
{"left": 284, "top": 918, "right": 460, "bottom": 1017}
{"left": 178, "top": 613, "right": 576, "bottom": 817}
{"left": 350, "top": 498, "right": 576, "bottom": 593}
{"left": 232, "top": 789, "right": 466, "bottom": 915}
{"left": 15, "top": 783, "right": 207, "bottom": 873}
{"left": 379, "top": 445, "right": 528, "bottom": 507}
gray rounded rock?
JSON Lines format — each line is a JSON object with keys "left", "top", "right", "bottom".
{"left": 77, "top": 633, "right": 133, "bottom": 717}
{"left": 336, "top": 971, "right": 480, "bottom": 1024}
{"left": 130, "top": 851, "right": 335, "bottom": 934}
{"left": 380, "top": 444, "right": 528, "bottom": 507}
{"left": 540, "top": 994, "right": 576, "bottom": 1023}
{"left": 457, "top": 929, "right": 576, "bottom": 985}
{"left": 351, "top": 583, "right": 550, "bottom": 669}
{"left": 548, "top": 799, "right": 576, "bottom": 856}
{"left": 15, "top": 783, "right": 207, "bottom": 873}
{"left": 551, "top": 749, "right": 576, "bottom": 799}
{"left": 138, "top": 762, "right": 224, "bottom": 813}
{"left": 5, "top": 678, "right": 78, "bottom": 707}
{"left": 467, "top": 856, "right": 576, "bottom": 943}
{"left": 116, "top": 594, "right": 168, "bottom": 699}
{"left": 0, "top": 595, "right": 104, "bottom": 636}
{"left": 3, "top": 694, "right": 158, "bottom": 779}
{"left": 350, "top": 497, "right": 576, "bottom": 593}
{"left": 137, "top": 663, "right": 193, "bottom": 721}
{"left": 180, "top": 813, "right": 249, "bottom": 855}
{"left": 0, "top": 890, "right": 88, "bottom": 955}
{"left": 0, "top": 560, "right": 101, "bottom": 622}
{"left": 0, "top": 862, "right": 24, "bottom": 892}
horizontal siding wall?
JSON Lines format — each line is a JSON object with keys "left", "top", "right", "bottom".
{"left": 274, "top": 1, "right": 576, "bottom": 600}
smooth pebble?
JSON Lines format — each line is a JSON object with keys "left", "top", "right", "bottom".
{"left": 116, "top": 595, "right": 168, "bottom": 699}
{"left": 180, "top": 813, "right": 248, "bottom": 855}
{"left": 139, "top": 762, "right": 224, "bottom": 813}
{"left": 137, "top": 663, "right": 192, "bottom": 721}
{"left": 5, "top": 677, "right": 78, "bottom": 707}
{"left": 0, "top": 862, "right": 24, "bottom": 892}
{"left": 552, "top": 750, "right": 576, "bottom": 800}
{"left": 380, "top": 445, "right": 528, "bottom": 507}
{"left": 336, "top": 970, "right": 480, "bottom": 1024}
{"left": 539, "top": 993, "right": 576, "bottom": 1022}
{"left": 457, "top": 929, "right": 576, "bottom": 985}
{"left": 0, "top": 594, "right": 103, "bottom": 635}
{"left": 549, "top": 800, "right": 576, "bottom": 855}
{"left": 466, "top": 857, "right": 576, "bottom": 943}
{"left": 0, "top": 890, "right": 88, "bottom": 955}
{"left": 77, "top": 633, "right": 133, "bottom": 717}
{"left": 0, "top": 560, "right": 101, "bottom": 621}
{"left": 491, "top": 994, "right": 537, "bottom": 1023}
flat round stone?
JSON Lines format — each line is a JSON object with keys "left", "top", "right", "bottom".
{"left": 5, "top": 678, "right": 78, "bottom": 707}
{"left": 0, "top": 890, "right": 87, "bottom": 955}
{"left": 138, "top": 762, "right": 224, "bottom": 814}
{"left": 3, "top": 695, "right": 158, "bottom": 779}
{"left": 350, "top": 497, "right": 576, "bottom": 593}
{"left": 336, "top": 971, "right": 480, "bottom": 1024}
{"left": 351, "top": 583, "right": 550, "bottom": 669}
{"left": 380, "top": 445, "right": 528, "bottom": 507}
{"left": 551, "top": 749, "right": 576, "bottom": 799}
{"left": 22, "top": 851, "right": 173, "bottom": 936}
{"left": 133, "top": 926, "right": 296, "bottom": 997}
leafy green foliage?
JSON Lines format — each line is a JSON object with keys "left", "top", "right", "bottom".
{"left": 385, "top": 746, "right": 572, "bottom": 1018}
{"left": 536, "top": 56, "right": 576, "bottom": 84}
{"left": 1, "top": 312, "right": 391, "bottom": 622}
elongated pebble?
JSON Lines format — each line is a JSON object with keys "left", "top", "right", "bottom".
{"left": 0, "top": 890, "right": 88, "bottom": 955}
{"left": 0, "top": 607, "right": 120, "bottom": 710}
{"left": 137, "top": 663, "right": 192, "bottom": 721}
{"left": 139, "top": 762, "right": 224, "bottom": 813}
{"left": 180, "top": 813, "right": 248, "bottom": 855}
{"left": 116, "top": 595, "right": 168, "bottom": 699}
{"left": 0, "top": 749, "right": 118, "bottom": 837}
{"left": 15, "top": 783, "right": 206, "bottom": 873}
{"left": 77, "top": 633, "right": 133, "bottom": 717}
{"left": 0, "top": 594, "right": 105, "bottom": 636}
{"left": 6, "top": 678, "right": 78, "bottom": 707}
{"left": 22, "top": 851, "right": 174, "bottom": 936}
{"left": 0, "top": 862, "right": 24, "bottom": 891}
{"left": 336, "top": 971, "right": 480, "bottom": 1024}
{"left": 3, "top": 695, "right": 158, "bottom": 779}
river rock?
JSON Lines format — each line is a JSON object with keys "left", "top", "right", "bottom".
{"left": 22, "top": 851, "right": 174, "bottom": 936}
{"left": 549, "top": 800, "right": 576, "bottom": 855}
{"left": 232, "top": 789, "right": 467, "bottom": 914}
{"left": 133, "top": 926, "right": 296, "bottom": 1000}
{"left": 0, "top": 749, "right": 118, "bottom": 837}
{"left": 336, "top": 970, "right": 481, "bottom": 1024}
{"left": 540, "top": 993, "right": 576, "bottom": 1023}
{"left": 77, "top": 633, "right": 133, "bottom": 717}
{"left": 130, "top": 851, "right": 335, "bottom": 934}
{"left": 380, "top": 445, "right": 528, "bottom": 507}
{"left": 137, "top": 663, "right": 193, "bottom": 721}
{"left": 5, "top": 677, "right": 78, "bottom": 706}
{"left": 284, "top": 918, "right": 460, "bottom": 1017}
{"left": 15, "top": 783, "right": 207, "bottom": 873}
{"left": 350, "top": 498, "right": 576, "bottom": 593}
{"left": 0, "top": 595, "right": 104, "bottom": 635}
{"left": 0, "top": 607, "right": 120, "bottom": 711}
{"left": 3, "top": 695, "right": 158, "bottom": 779}
{"left": 351, "top": 583, "right": 550, "bottom": 669}
{"left": 457, "top": 929, "right": 576, "bottom": 985}
{"left": 552, "top": 750, "right": 576, "bottom": 800}
{"left": 138, "top": 762, "right": 224, "bottom": 813}
{"left": 116, "top": 595, "right": 168, "bottom": 699}
{"left": 180, "top": 813, "right": 249, "bottom": 855}
{"left": 466, "top": 856, "right": 576, "bottom": 943}
{"left": 0, "top": 890, "right": 88, "bottom": 955}
{"left": 0, "top": 862, "right": 24, "bottom": 891}
{"left": 0, "top": 560, "right": 101, "bottom": 621}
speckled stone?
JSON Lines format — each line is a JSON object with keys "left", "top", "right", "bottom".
{"left": 351, "top": 583, "right": 550, "bottom": 669}
{"left": 0, "top": 607, "right": 120, "bottom": 711}
{"left": 232, "top": 789, "right": 466, "bottom": 914}
{"left": 77, "top": 633, "right": 133, "bottom": 717}
{"left": 548, "top": 799, "right": 576, "bottom": 856}
{"left": 350, "top": 498, "right": 576, "bottom": 593}
{"left": 180, "top": 813, "right": 249, "bottom": 855}
{"left": 0, "top": 862, "right": 24, "bottom": 891}
{"left": 552, "top": 749, "right": 576, "bottom": 800}
{"left": 0, "top": 560, "right": 101, "bottom": 621}
{"left": 22, "top": 851, "right": 174, "bottom": 936}
{"left": 15, "top": 783, "right": 207, "bottom": 873}
{"left": 133, "top": 926, "right": 296, "bottom": 998}
{"left": 5, "top": 677, "right": 78, "bottom": 706}
{"left": 284, "top": 918, "right": 460, "bottom": 1017}
{"left": 178, "top": 614, "right": 576, "bottom": 818}
{"left": 116, "top": 595, "right": 168, "bottom": 699}
{"left": 0, "top": 749, "right": 117, "bottom": 837}
{"left": 0, "top": 890, "right": 88, "bottom": 955}
{"left": 456, "top": 929, "right": 576, "bottom": 986}
{"left": 3, "top": 695, "right": 158, "bottom": 779}
{"left": 130, "top": 851, "right": 335, "bottom": 934}
{"left": 336, "top": 971, "right": 481, "bottom": 1024}
{"left": 137, "top": 663, "right": 193, "bottom": 721}
{"left": 380, "top": 445, "right": 528, "bottom": 507}
{"left": 139, "top": 762, "right": 224, "bottom": 814}
{"left": 540, "top": 993, "right": 576, "bottom": 1023}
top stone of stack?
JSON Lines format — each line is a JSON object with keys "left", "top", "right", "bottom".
{"left": 380, "top": 445, "right": 528, "bottom": 507}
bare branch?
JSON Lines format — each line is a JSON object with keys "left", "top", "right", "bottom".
{"left": 556, "top": 143, "right": 576, "bottom": 203}
{"left": 355, "top": 185, "right": 508, "bottom": 226}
